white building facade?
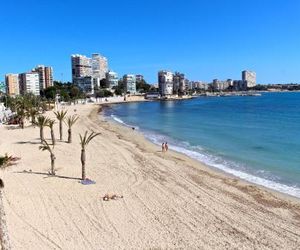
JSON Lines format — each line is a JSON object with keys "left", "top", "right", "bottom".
{"left": 19, "top": 72, "right": 40, "bottom": 96}
{"left": 158, "top": 70, "right": 173, "bottom": 96}
{"left": 242, "top": 70, "right": 256, "bottom": 88}
{"left": 71, "top": 54, "right": 92, "bottom": 79}
{"left": 72, "top": 53, "right": 109, "bottom": 94}
{"left": 71, "top": 54, "right": 93, "bottom": 93}
{"left": 106, "top": 71, "right": 118, "bottom": 89}
{"left": 92, "top": 53, "right": 108, "bottom": 81}
{"left": 123, "top": 74, "right": 136, "bottom": 94}
{"left": 212, "top": 79, "right": 232, "bottom": 91}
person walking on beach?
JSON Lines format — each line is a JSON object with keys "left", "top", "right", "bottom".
{"left": 162, "top": 143, "right": 165, "bottom": 152}
{"left": 165, "top": 142, "right": 169, "bottom": 152}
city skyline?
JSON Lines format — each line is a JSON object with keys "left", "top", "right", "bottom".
{"left": 1, "top": 0, "right": 300, "bottom": 84}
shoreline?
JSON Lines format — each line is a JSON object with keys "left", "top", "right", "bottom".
{"left": 1, "top": 102, "right": 300, "bottom": 249}
{"left": 99, "top": 103, "right": 300, "bottom": 203}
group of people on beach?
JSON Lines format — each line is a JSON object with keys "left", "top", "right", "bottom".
{"left": 162, "top": 142, "right": 169, "bottom": 152}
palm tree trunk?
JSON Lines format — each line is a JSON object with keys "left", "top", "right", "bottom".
{"left": 20, "top": 118, "right": 24, "bottom": 129}
{"left": 0, "top": 189, "right": 11, "bottom": 250}
{"left": 81, "top": 148, "right": 86, "bottom": 180}
{"left": 40, "top": 127, "right": 44, "bottom": 142}
{"left": 50, "top": 153, "right": 55, "bottom": 175}
{"left": 59, "top": 121, "right": 63, "bottom": 141}
{"left": 51, "top": 128, "right": 55, "bottom": 145}
{"left": 68, "top": 128, "right": 72, "bottom": 143}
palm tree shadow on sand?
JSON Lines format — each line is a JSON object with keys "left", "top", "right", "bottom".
{"left": 15, "top": 141, "right": 41, "bottom": 145}
{"left": 14, "top": 170, "right": 81, "bottom": 180}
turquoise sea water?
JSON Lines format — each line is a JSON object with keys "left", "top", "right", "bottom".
{"left": 104, "top": 92, "right": 300, "bottom": 198}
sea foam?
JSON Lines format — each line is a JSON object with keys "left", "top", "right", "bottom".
{"left": 143, "top": 130, "right": 300, "bottom": 199}
{"left": 111, "top": 115, "right": 139, "bottom": 130}
{"left": 108, "top": 114, "right": 300, "bottom": 199}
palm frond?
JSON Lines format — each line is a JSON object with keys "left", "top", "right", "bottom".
{"left": 34, "top": 115, "right": 50, "bottom": 127}
{"left": 47, "top": 119, "right": 56, "bottom": 128}
{"left": 54, "top": 110, "right": 68, "bottom": 121}
{"left": 79, "top": 131, "right": 88, "bottom": 147}
{"left": 79, "top": 131, "right": 100, "bottom": 148}
{"left": 65, "top": 115, "right": 79, "bottom": 128}
{"left": 39, "top": 139, "right": 53, "bottom": 153}
{"left": 86, "top": 131, "right": 101, "bottom": 145}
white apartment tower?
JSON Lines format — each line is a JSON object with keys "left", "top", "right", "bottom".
{"left": 242, "top": 70, "right": 256, "bottom": 88}
{"left": 212, "top": 79, "right": 231, "bottom": 91}
{"left": 71, "top": 53, "right": 108, "bottom": 94}
{"left": 92, "top": 53, "right": 108, "bottom": 80}
{"left": 71, "top": 54, "right": 93, "bottom": 93}
{"left": 123, "top": 74, "right": 136, "bottom": 94}
{"left": 158, "top": 70, "right": 174, "bottom": 96}
{"left": 106, "top": 71, "right": 118, "bottom": 89}
{"left": 19, "top": 72, "right": 40, "bottom": 96}
{"left": 71, "top": 54, "right": 92, "bottom": 79}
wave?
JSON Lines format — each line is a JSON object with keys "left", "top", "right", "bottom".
{"left": 107, "top": 114, "right": 300, "bottom": 199}
{"left": 111, "top": 115, "right": 126, "bottom": 125}
{"left": 110, "top": 115, "right": 139, "bottom": 130}
{"left": 143, "top": 131, "right": 300, "bottom": 199}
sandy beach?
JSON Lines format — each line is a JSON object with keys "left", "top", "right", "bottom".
{"left": 0, "top": 102, "right": 300, "bottom": 250}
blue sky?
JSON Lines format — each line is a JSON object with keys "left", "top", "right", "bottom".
{"left": 1, "top": 0, "right": 300, "bottom": 84}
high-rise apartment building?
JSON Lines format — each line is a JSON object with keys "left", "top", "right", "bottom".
{"left": 5, "top": 74, "right": 20, "bottom": 96}
{"left": 44, "top": 66, "right": 53, "bottom": 88}
{"left": 242, "top": 70, "right": 256, "bottom": 88}
{"left": 92, "top": 53, "right": 108, "bottom": 80}
{"left": 19, "top": 72, "right": 40, "bottom": 96}
{"left": 72, "top": 53, "right": 108, "bottom": 94}
{"left": 135, "top": 75, "right": 144, "bottom": 82}
{"left": 212, "top": 79, "right": 231, "bottom": 91}
{"left": 158, "top": 70, "right": 173, "bottom": 96}
{"left": 123, "top": 74, "right": 136, "bottom": 94}
{"left": 71, "top": 54, "right": 92, "bottom": 79}
{"left": 71, "top": 54, "right": 93, "bottom": 93}
{"left": 173, "top": 72, "right": 186, "bottom": 94}
{"left": 233, "top": 80, "right": 246, "bottom": 91}
{"left": 32, "top": 65, "right": 53, "bottom": 90}
{"left": 190, "top": 81, "right": 209, "bottom": 90}
{"left": 106, "top": 71, "right": 119, "bottom": 89}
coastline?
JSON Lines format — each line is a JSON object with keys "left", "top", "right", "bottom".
{"left": 1, "top": 102, "right": 300, "bottom": 249}
{"left": 102, "top": 99, "right": 300, "bottom": 202}
{"left": 100, "top": 102, "right": 300, "bottom": 203}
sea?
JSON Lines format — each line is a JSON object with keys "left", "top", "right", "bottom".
{"left": 103, "top": 92, "right": 300, "bottom": 198}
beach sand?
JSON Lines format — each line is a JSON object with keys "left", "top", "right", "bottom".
{"left": 0, "top": 103, "right": 300, "bottom": 249}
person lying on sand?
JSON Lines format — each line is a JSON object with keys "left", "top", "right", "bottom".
{"left": 102, "top": 194, "right": 123, "bottom": 201}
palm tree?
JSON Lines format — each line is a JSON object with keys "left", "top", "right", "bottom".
{"left": 28, "top": 107, "right": 38, "bottom": 125}
{"left": 16, "top": 108, "right": 26, "bottom": 129}
{"left": 65, "top": 115, "right": 79, "bottom": 143}
{"left": 54, "top": 110, "right": 68, "bottom": 141}
{"left": 39, "top": 139, "right": 56, "bottom": 175}
{"left": 35, "top": 116, "right": 50, "bottom": 143}
{"left": 79, "top": 131, "right": 101, "bottom": 180}
{"left": 47, "top": 119, "right": 56, "bottom": 145}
